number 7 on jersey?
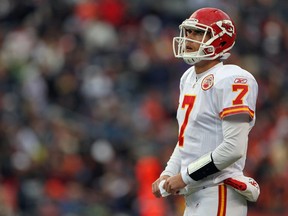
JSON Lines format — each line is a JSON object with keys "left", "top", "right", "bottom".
{"left": 178, "top": 95, "right": 196, "bottom": 147}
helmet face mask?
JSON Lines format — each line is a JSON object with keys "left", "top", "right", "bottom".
{"left": 173, "top": 8, "right": 236, "bottom": 65}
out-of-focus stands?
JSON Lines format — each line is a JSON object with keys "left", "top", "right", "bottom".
{"left": 0, "top": 0, "right": 287, "bottom": 215}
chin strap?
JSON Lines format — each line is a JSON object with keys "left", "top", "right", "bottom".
{"left": 187, "top": 152, "right": 220, "bottom": 181}
{"left": 183, "top": 51, "right": 230, "bottom": 65}
{"left": 183, "top": 57, "right": 201, "bottom": 65}
{"left": 219, "top": 52, "right": 231, "bottom": 60}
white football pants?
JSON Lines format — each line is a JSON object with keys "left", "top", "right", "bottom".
{"left": 183, "top": 184, "right": 247, "bottom": 216}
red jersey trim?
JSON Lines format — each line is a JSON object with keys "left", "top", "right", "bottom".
{"left": 219, "top": 105, "right": 255, "bottom": 119}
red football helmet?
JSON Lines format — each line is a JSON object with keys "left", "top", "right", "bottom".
{"left": 173, "top": 8, "right": 236, "bottom": 65}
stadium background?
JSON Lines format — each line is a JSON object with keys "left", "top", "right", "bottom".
{"left": 0, "top": 0, "right": 287, "bottom": 215}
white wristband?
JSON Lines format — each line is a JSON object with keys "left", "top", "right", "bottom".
{"left": 187, "top": 152, "right": 219, "bottom": 181}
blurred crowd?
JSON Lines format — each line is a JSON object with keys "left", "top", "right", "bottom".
{"left": 0, "top": 0, "right": 287, "bottom": 215}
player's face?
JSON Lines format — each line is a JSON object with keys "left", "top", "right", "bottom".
{"left": 184, "top": 28, "right": 210, "bottom": 53}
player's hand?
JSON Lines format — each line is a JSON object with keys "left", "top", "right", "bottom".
{"left": 164, "top": 174, "right": 186, "bottom": 195}
{"left": 152, "top": 175, "right": 170, "bottom": 198}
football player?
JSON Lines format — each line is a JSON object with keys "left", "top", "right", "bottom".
{"left": 152, "top": 7, "right": 260, "bottom": 216}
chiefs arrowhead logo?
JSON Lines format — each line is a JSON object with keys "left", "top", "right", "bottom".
{"left": 201, "top": 74, "right": 214, "bottom": 91}
{"left": 216, "top": 20, "right": 235, "bottom": 37}
{"left": 248, "top": 178, "right": 260, "bottom": 189}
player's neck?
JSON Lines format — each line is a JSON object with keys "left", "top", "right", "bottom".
{"left": 194, "top": 60, "right": 221, "bottom": 74}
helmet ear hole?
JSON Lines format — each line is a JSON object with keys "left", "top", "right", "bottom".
{"left": 220, "top": 41, "right": 227, "bottom": 47}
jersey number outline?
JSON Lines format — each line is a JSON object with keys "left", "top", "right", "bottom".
{"left": 178, "top": 95, "right": 196, "bottom": 147}
{"left": 232, "top": 84, "right": 248, "bottom": 105}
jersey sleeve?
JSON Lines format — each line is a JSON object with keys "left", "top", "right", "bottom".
{"left": 215, "top": 75, "right": 258, "bottom": 121}
{"left": 161, "top": 144, "right": 181, "bottom": 177}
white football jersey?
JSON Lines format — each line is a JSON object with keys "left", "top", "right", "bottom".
{"left": 177, "top": 62, "right": 258, "bottom": 188}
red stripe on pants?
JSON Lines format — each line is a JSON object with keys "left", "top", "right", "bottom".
{"left": 217, "top": 184, "right": 227, "bottom": 216}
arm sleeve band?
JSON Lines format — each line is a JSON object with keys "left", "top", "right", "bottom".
{"left": 161, "top": 143, "right": 181, "bottom": 177}
{"left": 187, "top": 152, "right": 219, "bottom": 181}
{"left": 212, "top": 117, "right": 250, "bottom": 170}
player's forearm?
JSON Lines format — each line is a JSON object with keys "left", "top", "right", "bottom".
{"left": 212, "top": 118, "right": 249, "bottom": 170}
{"left": 161, "top": 144, "right": 181, "bottom": 177}
{"left": 182, "top": 117, "right": 249, "bottom": 184}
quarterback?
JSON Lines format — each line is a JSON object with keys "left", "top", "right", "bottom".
{"left": 152, "top": 7, "right": 260, "bottom": 216}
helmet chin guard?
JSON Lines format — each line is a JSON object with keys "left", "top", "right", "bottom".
{"left": 173, "top": 8, "right": 236, "bottom": 65}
